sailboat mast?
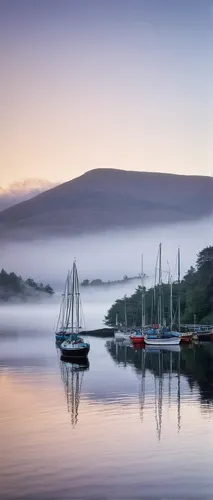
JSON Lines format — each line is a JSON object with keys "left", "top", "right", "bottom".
{"left": 178, "top": 247, "right": 181, "bottom": 332}
{"left": 65, "top": 270, "right": 72, "bottom": 330}
{"left": 141, "top": 254, "right": 145, "bottom": 328}
{"left": 115, "top": 313, "right": 118, "bottom": 327}
{"left": 74, "top": 261, "right": 80, "bottom": 334}
{"left": 158, "top": 243, "right": 162, "bottom": 328}
{"left": 71, "top": 265, "right": 75, "bottom": 334}
{"left": 154, "top": 253, "right": 158, "bottom": 312}
{"left": 170, "top": 272, "right": 173, "bottom": 332}
{"left": 124, "top": 295, "right": 127, "bottom": 331}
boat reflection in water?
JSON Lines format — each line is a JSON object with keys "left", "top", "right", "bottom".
{"left": 59, "top": 352, "right": 89, "bottom": 427}
{"left": 106, "top": 340, "right": 183, "bottom": 440}
{"left": 141, "top": 346, "right": 181, "bottom": 440}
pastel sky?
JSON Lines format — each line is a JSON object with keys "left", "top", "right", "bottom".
{"left": 1, "top": 0, "right": 213, "bottom": 185}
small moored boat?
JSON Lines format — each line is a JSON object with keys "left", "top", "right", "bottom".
{"left": 114, "top": 296, "right": 130, "bottom": 341}
{"left": 144, "top": 336, "right": 180, "bottom": 346}
{"left": 130, "top": 255, "right": 146, "bottom": 344}
{"left": 60, "top": 334, "right": 90, "bottom": 358}
{"left": 58, "top": 260, "right": 90, "bottom": 359}
{"left": 180, "top": 332, "right": 193, "bottom": 343}
{"left": 193, "top": 328, "right": 213, "bottom": 342}
{"left": 130, "top": 330, "right": 145, "bottom": 343}
{"left": 114, "top": 330, "right": 130, "bottom": 341}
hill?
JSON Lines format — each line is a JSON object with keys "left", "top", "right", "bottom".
{"left": 0, "top": 168, "right": 212, "bottom": 240}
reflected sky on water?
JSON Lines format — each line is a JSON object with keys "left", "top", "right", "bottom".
{"left": 1, "top": 328, "right": 213, "bottom": 499}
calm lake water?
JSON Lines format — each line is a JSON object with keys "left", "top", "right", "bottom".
{"left": 1, "top": 326, "right": 213, "bottom": 499}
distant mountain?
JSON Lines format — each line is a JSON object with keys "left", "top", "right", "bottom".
{"left": 0, "top": 179, "right": 56, "bottom": 211}
{"left": 0, "top": 168, "right": 212, "bottom": 240}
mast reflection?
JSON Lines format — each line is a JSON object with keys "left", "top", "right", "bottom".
{"left": 106, "top": 340, "right": 181, "bottom": 440}
{"left": 59, "top": 354, "right": 89, "bottom": 427}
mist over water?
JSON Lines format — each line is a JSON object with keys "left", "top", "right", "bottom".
{"left": 0, "top": 283, "right": 139, "bottom": 333}
{"left": 0, "top": 216, "right": 212, "bottom": 331}
{"left": 1, "top": 216, "right": 212, "bottom": 283}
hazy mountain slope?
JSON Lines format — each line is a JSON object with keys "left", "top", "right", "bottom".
{"left": 0, "top": 179, "right": 56, "bottom": 211}
{"left": 0, "top": 169, "right": 212, "bottom": 240}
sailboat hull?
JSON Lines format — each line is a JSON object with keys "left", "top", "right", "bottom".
{"left": 193, "top": 331, "right": 213, "bottom": 341}
{"left": 60, "top": 342, "right": 90, "bottom": 358}
{"left": 144, "top": 337, "right": 180, "bottom": 346}
{"left": 114, "top": 331, "right": 130, "bottom": 341}
{"left": 180, "top": 333, "right": 193, "bottom": 343}
{"left": 130, "top": 333, "right": 145, "bottom": 343}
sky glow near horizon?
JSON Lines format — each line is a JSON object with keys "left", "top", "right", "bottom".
{"left": 1, "top": 0, "right": 213, "bottom": 185}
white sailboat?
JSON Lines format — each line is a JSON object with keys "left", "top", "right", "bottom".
{"left": 170, "top": 248, "right": 193, "bottom": 343}
{"left": 114, "top": 295, "right": 130, "bottom": 341}
{"left": 130, "top": 254, "right": 145, "bottom": 343}
{"left": 145, "top": 336, "right": 180, "bottom": 346}
{"left": 144, "top": 243, "right": 180, "bottom": 347}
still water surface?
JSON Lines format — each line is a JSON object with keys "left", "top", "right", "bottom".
{"left": 1, "top": 328, "right": 213, "bottom": 499}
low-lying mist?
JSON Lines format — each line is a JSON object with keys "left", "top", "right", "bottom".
{"left": 1, "top": 216, "right": 212, "bottom": 286}
{"left": 0, "top": 283, "right": 138, "bottom": 335}
{"left": 0, "top": 216, "right": 212, "bottom": 332}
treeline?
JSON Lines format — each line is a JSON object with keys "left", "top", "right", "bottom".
{"left": 0, "top": 269, "right": 54, "bottom": 301}
{"left": 105, "top": 246, "right": 213, "bottom": 327}
{"left": 81, "top": 274, "right": 146, "bottom": 288}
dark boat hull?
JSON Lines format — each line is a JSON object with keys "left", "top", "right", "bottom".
{"left": 60, "top": 345, "right": 90, "bottom": 358}
{"left": 195, "top": 332, "right": 213, "bottom": 341}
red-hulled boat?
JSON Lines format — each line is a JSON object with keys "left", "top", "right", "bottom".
{"left": 180, "top": 332, "right": 192, "bottom": 343}
{"left": 130, "top": 331, "right": 145, "bottom": 344}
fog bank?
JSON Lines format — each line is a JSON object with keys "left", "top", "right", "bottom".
{"left": 0, "top": 216, "right": 212, "bottom": 289}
